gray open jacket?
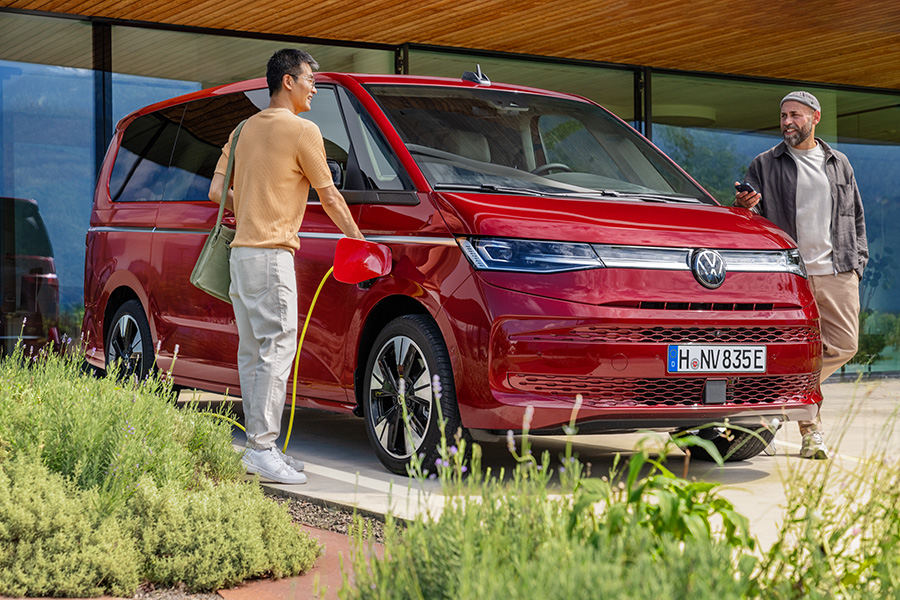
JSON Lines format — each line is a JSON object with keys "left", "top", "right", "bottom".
{"left": 745, "top": 138, "right": 868, "bottom": 278}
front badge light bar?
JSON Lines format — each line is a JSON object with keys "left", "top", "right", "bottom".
{"left": 458, "top": 237, "right": 807, "bottom": 278}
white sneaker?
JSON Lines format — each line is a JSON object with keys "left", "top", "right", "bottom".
{"left": 800, "top": 431, "right": 829, "bottom": 460}
{"left": 276, "top": 447, "right": 305, "bottom": 472}
{"left": 242, "top": 447, "right": 307, "bottom": 484}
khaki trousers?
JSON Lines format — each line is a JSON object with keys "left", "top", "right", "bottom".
{"left": 229, "top": 247, "right": 298, "bottom": 449}
{"left": 798, "top": 270, "right": 861, "bottom": 435}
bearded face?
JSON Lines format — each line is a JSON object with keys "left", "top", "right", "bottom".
{"left": 780, "top": 101, "right": 818, "bottom": 148}
{"left": 783, "top": 117, "right": 814, "bottom": 147}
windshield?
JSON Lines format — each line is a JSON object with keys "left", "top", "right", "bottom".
{"left": 365, "top": 84, "right": 713, "bottom": 204}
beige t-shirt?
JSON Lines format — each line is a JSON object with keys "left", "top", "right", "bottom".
{"left": 214, "top": 108, "right": 333, "bottom": 252}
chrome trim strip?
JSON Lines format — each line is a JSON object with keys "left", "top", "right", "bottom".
{"left": 591, "top": 244, "right": 802, "bottom": 275}
{"left": 85, "top": 228, "right": 796, "bottom": 273}
{"left": 89, "top": 226, "right": 459, "bottom": 246}
{"left": 154, "top": 228, "right": 210, "bottom": 235}
{"left": 88, "top": 226, "right": 156, "bottom": 234}
{"left": 593, "top": 245, "right": 690, "bottom": 270}
{"left": 296, "top": 232, "right": 457, "bottom": 246}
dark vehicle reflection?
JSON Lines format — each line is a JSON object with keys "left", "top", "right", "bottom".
{"left": 0, "top": 197, "right": 60, "bottom": 354}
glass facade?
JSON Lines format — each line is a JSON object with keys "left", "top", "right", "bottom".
{"left": 0, "top": 12, "right": 94, "bottom": 341}
{"left": 1, "top": 8, "right": 899, "bottom": 375}
{"left": 0, "top": 12, "right": 394, "bottom": 341}
{"left": 407, "top": 49, "right": 636, "bottom": 122}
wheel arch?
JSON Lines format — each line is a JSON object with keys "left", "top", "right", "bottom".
{"left": 102, "top": 285, "right": 152, "bottom": 359}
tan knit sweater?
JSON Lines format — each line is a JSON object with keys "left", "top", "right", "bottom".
{"left": 214, "top": 108, "right": 333, "bottom": 252}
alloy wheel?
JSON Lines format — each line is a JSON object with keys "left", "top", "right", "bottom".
{"left": 367, "top": 334, "right": 435, "bottom": 459}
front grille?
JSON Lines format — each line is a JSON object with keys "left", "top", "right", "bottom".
{"left": 516, "top": 325, "right": 820, "bottom": 345}
{"left": 603, "top": 301, "right": 801, "bottom": 311}
{"left": 508, "top": 373, "right": 819, "bottom": 407}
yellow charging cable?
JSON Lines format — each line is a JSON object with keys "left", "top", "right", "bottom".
{"left": 201, "top": 266, "right": 335, "bottom": 454}
{"left": 283, "top": 266, "right": 334, "bottom": 452}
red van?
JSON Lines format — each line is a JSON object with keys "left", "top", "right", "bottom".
{"left": 83, "top": 72, "right": 820, "bottom": 473}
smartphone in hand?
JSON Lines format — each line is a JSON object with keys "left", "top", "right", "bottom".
{"left": 735, "top": 182, "right": 756, "bottom": 194}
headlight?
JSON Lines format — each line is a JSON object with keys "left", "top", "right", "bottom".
{"left": 458, "top": 237, "right": 605, "bottom": 273}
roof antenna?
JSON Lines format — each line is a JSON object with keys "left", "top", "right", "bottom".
{"left": 462, "top": 64, "right": 491, "bottom": 86}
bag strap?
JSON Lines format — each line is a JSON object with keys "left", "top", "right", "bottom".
{"left": 214, "top": 119, "right": 248, "bottom": 226}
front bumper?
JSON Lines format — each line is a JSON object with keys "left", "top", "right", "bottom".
{"left": 448, "top": 271, "right": 822, "bottom": 432}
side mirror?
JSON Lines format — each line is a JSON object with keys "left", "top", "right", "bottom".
{"left": 327, "top": 158, "right": 344, "bottom": 188}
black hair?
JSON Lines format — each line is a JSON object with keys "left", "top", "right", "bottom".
{"left": 266, "top": 49, "right": 319, "bottom": 96}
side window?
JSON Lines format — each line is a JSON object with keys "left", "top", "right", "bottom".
{"left": 109, "top": 106, "right": 183, "bottom": 202}
{"left": 166, "top": 93, "right": 261, "bottom": 201}
{"left": 11, "top": 200, "right": 53, "bottom": 258}
{"left": 342, "top": 91, "right": 412, "bottom": 191}
{"left": 301, "top": 86, "right": 351, "bottom": 188}
{"left": 110, "top": 93, "right": 262, "bottom": 203}
{"left": 303, "top": 86, "right": 412, "bottom": 198}
{"left": 355, "top": 108, "right": 410, "bottom": 190}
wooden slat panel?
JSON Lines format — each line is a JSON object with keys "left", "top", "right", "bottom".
{"left": 1, "top": 0, "right": 899, "bottom": 91}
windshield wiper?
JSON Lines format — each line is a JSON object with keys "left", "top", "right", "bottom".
{"left": 432, "top": 183, "right": 545, "bottom": 196}
{"left": 612, "top": 192, "right": 703, "bottom": 204}
{"left": 432, "top": 183, "right": 703, "bottom": 204}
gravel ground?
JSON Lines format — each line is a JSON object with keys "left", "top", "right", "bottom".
{"left": 130, "top": 493, "right": 386, "bottom": 600}
{"left": 267, "top": 492, "right": 387, "bottom": 544}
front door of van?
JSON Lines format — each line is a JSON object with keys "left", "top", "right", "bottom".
{"left": 150, "top": 86, "right": 365, "bottom": 407}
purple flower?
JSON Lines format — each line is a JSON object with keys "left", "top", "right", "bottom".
{"left": 523, "top": 405, "right": 535, "bottom": 430}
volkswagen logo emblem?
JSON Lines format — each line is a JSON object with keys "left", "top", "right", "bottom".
{"left": 691, "top": 249, "right": 726, "bottom": 289}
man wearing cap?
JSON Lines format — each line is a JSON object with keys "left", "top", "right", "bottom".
{"left": 735, "top": 91, "right": 868, "bottom": 459}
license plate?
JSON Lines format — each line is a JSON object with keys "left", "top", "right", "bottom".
{"left": 667, "top": 344, "right": 766, "bottom": 373}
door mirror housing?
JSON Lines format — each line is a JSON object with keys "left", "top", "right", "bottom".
{"left": 327, "top": 158, "right": 344, "bottom": 188}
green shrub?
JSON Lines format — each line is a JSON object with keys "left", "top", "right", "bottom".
{"left": 756, "top": 394, "right": 900, "bottom": 599}
{"left": 0, "top": 346, "right": 320, "bottom": 597}
{"left": 0, "top": 453, "right": 141, "bottom": 598}
{"left": 344, "top": 387, "right": 900, "bottom": 600}
{"left": 343, "top": 429, "right": 758, "bottom": 600}
{"left": 128, "top": 477, "right": 321, "bottom": 592}
{"left": 0, "top": 344, "right": 243, "bottom": 514}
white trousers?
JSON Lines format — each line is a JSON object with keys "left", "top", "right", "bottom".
{"left": 229, "top": 246, "right": 298, "bottom": 449}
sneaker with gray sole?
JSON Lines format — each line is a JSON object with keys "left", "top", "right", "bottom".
{"left": 800, "top": 431, "right": 829, "bottom": 460}
{"left": 276, "top": 447, "right": 305, "bottom": 472}
{"left": 242, "top": 447, "right": 307, "bottom": 484}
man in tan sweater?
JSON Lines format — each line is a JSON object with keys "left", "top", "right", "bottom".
{"left": 209, "top": 49, "right": 364, "bottom": 483}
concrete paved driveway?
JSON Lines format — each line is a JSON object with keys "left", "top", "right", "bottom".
{"left": 181, "top": 377, "right": 899, "bottom": 548}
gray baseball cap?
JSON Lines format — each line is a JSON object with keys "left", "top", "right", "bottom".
{"left": 781, "top": 91, "right": 821, "bottom": 112}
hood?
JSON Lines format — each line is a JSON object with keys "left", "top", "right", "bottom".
{"left": 432, "top": 192, "right": 794, "bottom": 250}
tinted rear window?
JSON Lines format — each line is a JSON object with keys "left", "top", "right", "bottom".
{"left": 0, "top": 198, "right": 53, "bottom": 257}
{"left": 109, "top": 92, "right": 261, "bottom": 202}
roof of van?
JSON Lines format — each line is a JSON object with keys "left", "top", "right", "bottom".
{"left": 117, "top": 72, "right": 591, "bottom": 128}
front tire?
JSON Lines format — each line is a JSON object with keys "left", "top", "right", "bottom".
{"left": 105, "top": 299, "right": 154, "bottom": 380}
{"left": 362, "top": 315, "right": 465, "bottom": 475}
{"left": 677, "top": 425, "right": 775, "bottom": 462}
